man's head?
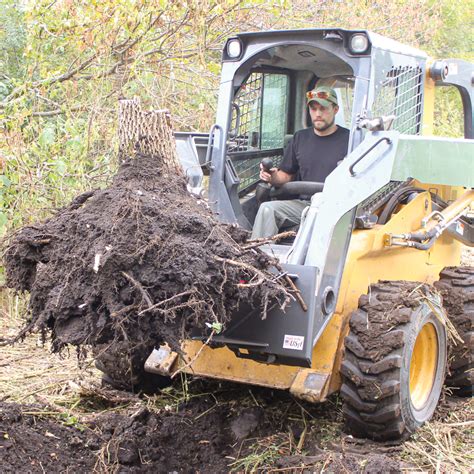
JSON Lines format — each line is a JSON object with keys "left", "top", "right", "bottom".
{"left": 306, "top": 86, "right": 339, "bottom": 135}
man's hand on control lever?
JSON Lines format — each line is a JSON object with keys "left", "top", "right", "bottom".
{"left": 259, "top": 163, "right": 277, "bottom": 184}
{"left": 259, "top": 157, "right": 294, "bottom": 187}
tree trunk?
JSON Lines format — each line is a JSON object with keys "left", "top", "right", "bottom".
{"left": 118, "top": 98, "right": 182, "bottom": 176}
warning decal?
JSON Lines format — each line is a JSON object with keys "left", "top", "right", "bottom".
{"left": 283, "top": 334, "right": 305, "bottom": 351}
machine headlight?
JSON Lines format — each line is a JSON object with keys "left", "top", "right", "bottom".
{"left": 349, "top": 33, "right": 369, "bottom": 54}
{"left": 226, "top": 39, "right": 242, "bottom": 59}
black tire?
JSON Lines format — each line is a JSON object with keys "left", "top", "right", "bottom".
{"left": 434, "top": 266, "right": 473, "bottom": 397}
{"left": 93, "top": 341, "right": 171, "bottom": 393}
{"left": 340, "top": 281, "right": 447, "bottom": 441}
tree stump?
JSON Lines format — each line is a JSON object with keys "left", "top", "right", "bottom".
{"left": 118, "top": 98, "right": 181, "bottom": 175}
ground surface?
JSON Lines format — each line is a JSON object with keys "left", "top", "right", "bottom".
{"left": 0, "top": 253, "right": 473, "bottom": 473}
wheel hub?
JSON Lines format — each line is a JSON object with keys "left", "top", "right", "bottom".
{"left": 409, "top": 322, "right": 438, "bottom": 410}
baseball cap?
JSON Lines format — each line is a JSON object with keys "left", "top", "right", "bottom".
{"left": 306, "top": 86, "right": 338, "bottom": 107}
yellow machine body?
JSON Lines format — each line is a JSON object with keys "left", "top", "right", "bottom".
{"left": 163, "top": 189, "right": 464, "bottom": 402}
{"left": 148, "top": 52, "right": 472, "bottom": 403}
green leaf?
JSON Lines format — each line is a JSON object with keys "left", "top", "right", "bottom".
{"left": 0, "top": 175, "right": 11, "bottom": 187}
{"left": 208, "top": 322, "right": 223, "bottom": 334}
{"left": 0, "top": 212, "right": 8, "bottom": 229}
{"left": 55, "top": 160, "right": 67, "bottom": 175}
{"left": 65, "top": 137, "right": 82, "bottom": 153}
{"left": 38, "top": 126, "right": 56, "bottom": 148}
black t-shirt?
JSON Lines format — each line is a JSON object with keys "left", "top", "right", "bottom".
{"left": 279, "top": 126, "right": 350, "bottom": 182}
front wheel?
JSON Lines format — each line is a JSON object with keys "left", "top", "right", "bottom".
{"left": 340, "top": 281, "right": 447, "bottom": 440}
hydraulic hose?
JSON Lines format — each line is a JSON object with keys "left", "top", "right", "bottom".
{"left": 378, "top": 186, "right": 426, "bottom": 224}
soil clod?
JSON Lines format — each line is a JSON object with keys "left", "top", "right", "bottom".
{"left": 3, "top": 151, "right": 291, "bottom": 383}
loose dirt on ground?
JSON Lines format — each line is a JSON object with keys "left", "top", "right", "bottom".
{"left": 1, "top": 181, "right": 473, "bottom": 473}
{"left": 1, "top": 286, "right": 473, "bottom": 473}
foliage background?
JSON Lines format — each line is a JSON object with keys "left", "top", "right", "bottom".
{"left": 0, "top": 0, "right": 472, "bottom": 238}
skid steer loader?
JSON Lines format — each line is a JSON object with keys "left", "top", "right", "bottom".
{"left": 121, "top": 29, "right": 473, "bottom": 440}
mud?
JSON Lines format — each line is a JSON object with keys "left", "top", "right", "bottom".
{"left": 0, "top": 380, "right": 409, "bottom": 473}
{"left": 3, "top": 153, "right": 289, "bottom": 382}
{"left": 434, "top": 266, "right": 474, "bottom": 395}
{"left": 435, "top": 266, "right": 473, "bottom": 340}
{"left": 349, "top": 280, "right": 431, "bottom": 362}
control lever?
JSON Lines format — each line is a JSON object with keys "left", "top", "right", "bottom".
{"left": 255, "top": 158, "right": 274, "bottom": 204}
{"left": 261, "top": 158, "right": 274, "bottom": 172}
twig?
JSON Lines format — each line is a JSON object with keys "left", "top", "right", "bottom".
{"left": 121, "top": 271, "right": 153, "bottom": 307}
{"left": 0, "top": 354, "right": 37, "bottom": 367}
{"left": 170, "top": 330, "right": 215, "bottom": 379}
{"left": 273, "top": 262, "right": 308, "bottom": 312}
{"left": 242, "top": 231, "right": 297, "bottom": 250}
{"left": 0, "top": 320, "right": 37, "bottom": 347}
{"left": 443, "top": 420, "right": 474, "bottom": 427}
{"left": 214, "top": 256, "right": 267, "bottom": 288}
{"left": 32, "top": 239, "right": 51, "bottom": 245}
{"left": 33, "top": 394, "right": 76, "bottom": 418}
{"left": 284, "top": 275, "right": 308, "bottom": 312}
{"left": 138, "top": 289, "right": 195, "bottom": 315}
{"left": 69, "top": 380, "right": 138, "bottom": 405}
{"left": 0, "top": 54, "right": 97, "bottom": 106}
{"left": 17, "top": 380, "right": 70, "bottom": 401}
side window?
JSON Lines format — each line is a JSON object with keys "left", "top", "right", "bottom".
{"left": 229, "top": 72, "right": 288, "bottom": 152}
{"left": 332, "top": 78, "right": 354, "bottom": 128}
{"left": 432, "top": 86, "right": 464, "bottom": 138}
{"left": 261, "top": 74, "right": 289, "bottom": 149}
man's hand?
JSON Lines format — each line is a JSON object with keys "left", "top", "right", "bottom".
{"left": 259, "top": 163, "right": 278, "bottom": 184}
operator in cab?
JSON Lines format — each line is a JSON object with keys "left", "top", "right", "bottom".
{"left": 251, "top": 86, "right": 350, "bottom": 239}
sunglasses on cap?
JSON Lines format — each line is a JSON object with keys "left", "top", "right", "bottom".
{"left": 306, "top": 90, "right": 331, "bottom": 100}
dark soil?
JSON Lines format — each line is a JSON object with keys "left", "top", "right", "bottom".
{"left": 3, "top": 153, "right": 290, "bottom": 384}
{"left": 0, "top": 380, "right": 409, "bottom": 473}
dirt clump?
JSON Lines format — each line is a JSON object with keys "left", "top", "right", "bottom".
{"left": 0, "top": 402, "right": 100, "bottom": 472}
{"left": 0, "top": 381, "right": 408, "bottom": 473}
{"left": 3, "top": 152, "right": 290, "bottom": 384}
{"left": 434, "top": 266, "right": 474, "bottom": 395}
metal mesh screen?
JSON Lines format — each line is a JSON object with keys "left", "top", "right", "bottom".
{"left": 372, "top": 66, "right": 423, "bottom": 135}
{"left": 228, "top": 72, "right": 262, "bottom": 153}
{"left": 232, "top": 151, "right": 284, "bottom": 195}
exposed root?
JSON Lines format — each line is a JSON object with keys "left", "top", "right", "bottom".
{"left": 3, "top": 152, "right": 292, "bottom": 386}
{"left": 241, "top": 230, "right": 297, "bottom": 250}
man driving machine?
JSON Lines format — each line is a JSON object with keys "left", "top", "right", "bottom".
{"left": 251, "top": 86, "right": 350, "bottom": 239}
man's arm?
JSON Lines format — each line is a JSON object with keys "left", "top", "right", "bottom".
{"left": 259, "top": 165, "right": 294, "bottom": 187}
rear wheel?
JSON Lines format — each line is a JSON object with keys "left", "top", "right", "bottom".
{"left": 435, "top": 266, "right": 474, "bottom": 396}
{"left": 341, "top": 281, "right": 447, "bottom": 440}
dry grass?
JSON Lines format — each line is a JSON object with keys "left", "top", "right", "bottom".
{"left": 461, "top": 247, "right": 474, "bottom": 265}
{"left": 402, "top": 399, "right": 474, "bottom": 472}
{"left": 0, "top": 292, "right": 101, "bottom": 410}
